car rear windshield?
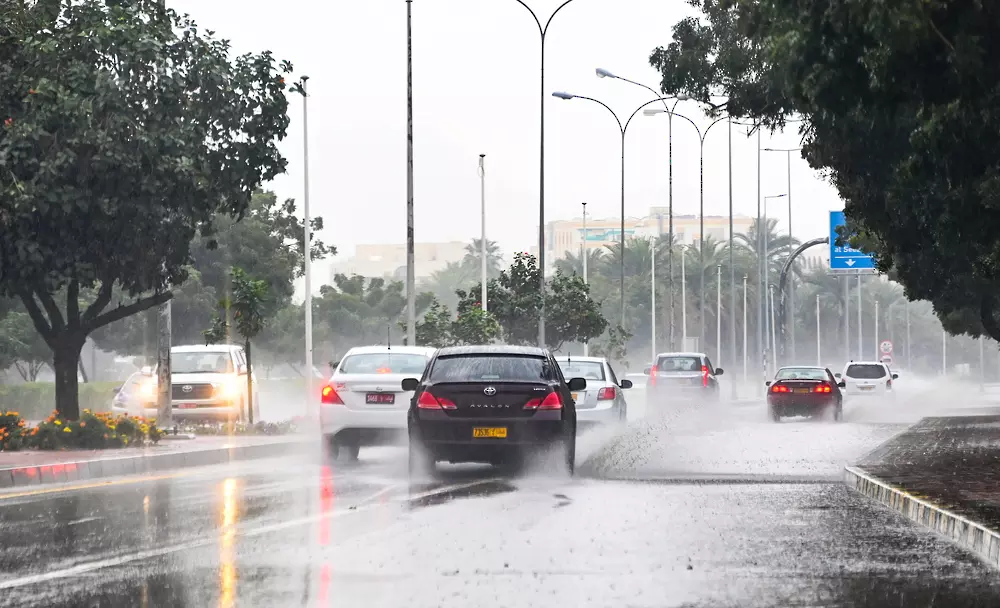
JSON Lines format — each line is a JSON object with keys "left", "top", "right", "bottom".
{"left": 171, "top": 352, "right": 234, "bottom": 374}
{"left": 656, "top": 356, "right": 702, "bottom": 372}
{"left": 430, "top": 355, "right": 555, "bottom": 383}
{"left": 845, "top": 364, "right": 886, "bottom": 379}
{"left": 775, "top": 368, "right": 828, "bottom": 381}
{"left": 556, "top": 360, "right": 605, "bottom": 381}
{"left": 338, "top": 353, "right": 429, "bottom": 375}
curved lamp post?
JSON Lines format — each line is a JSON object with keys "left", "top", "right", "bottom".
{"left": 510, "top": 0, "right": 580, "bottom": 347}
{"left": 643, "top": 109, "right": 728, "bottom": 354}
{"left": 595, "top": 68, "right": 689, "bottom": 351}
{"left": 551, "top": 92, "right": 681, "bottom": 329}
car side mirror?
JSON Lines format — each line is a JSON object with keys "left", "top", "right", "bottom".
{"left": 401, "top": 378, "right": 420, "bottom": 392}
{"left": 643, "top": 367, "right": 651, "bottom": 375}
{"left": 765, "top": 380, "right": 772, "bottom": 387}
{"left": 838, "top": 381, "right": 846, "bottom": 388}
{"left": 892, "top": 374, "right": 898, "bottom": 380}
{"left": 112, "top": 386, "right": 122, "bottom": 395}
{"left": 834, "top": 373, "right": 842, "bottom": 379}
{"left": 567, "top": 377, "right": 587, "bottom": 392}
{"left": 619, "top": 379, "right": 633, "bottom": 389}
{"left": 715, "top": 368, "right": 724, "bottom": 376}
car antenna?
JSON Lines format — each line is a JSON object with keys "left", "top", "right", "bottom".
{"left": 387, "top": 325, "right": 391, "bottom": 350}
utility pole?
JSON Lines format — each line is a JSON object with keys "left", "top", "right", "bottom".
{"left": 405, "top": 0, "right": 416, "bottom": 346}
{"left": 582, "top": 202, "right": 589, "bottom": 356}
{"left": 297, "top": 76, "right": 314, "bottom": 416}
{"left": 479, "top": 154, "right": 487, "bottom": 312}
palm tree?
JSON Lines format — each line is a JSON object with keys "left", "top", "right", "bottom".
{"left": 555, "top": 248, "right": 605, "bottom": 277}
{"left": 462, "top": 238, "right": 504, "bottom": 279}
{"left": 734, "top": 217, "right": 801, "bottom": 279}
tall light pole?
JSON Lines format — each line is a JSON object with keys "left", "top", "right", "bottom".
{"left": 681, "top": 247, "right": 687, "bottom": 346}
{"left": 764, "top": 147, "right": 801, "bottom": 360}
{"left": 762, "top": 193, "right": 786, "bottom": 371}
{"left": 479, "top": 154, "right": 487, "bottom": 312}
{"left": 292, "top": 76, "right": 314, "bottom": 414}
{"left": 727, "top": 118, "right": 737, "bottom": 400}
{"left": 595, "top": 69, "right": 689, "bottom": 349}
{"left": 874, "top": 299, "right": 880, "bottom": 361}
{"left": 582, "top": 202, "right": 589, "bottom": 356}
{"left": 716, "top": 264, "right": 722, "bottom": 366}
{"left": 857, "top": 274, "right": 863, "bottom": 360}
{"left": 906, "top": 299, "right": 911, "bottom": 369}
{"left": 405, "top": 0, "right": 415, "bottom": 346}
{"left": 742, "top": 274, "right": 748, "bottom": 384}
{"left": 553, "top": 93, "right": 682, "bottom": 329}
{"left": 510, "top": 0, "right": 580, "bottom": 347}
{"left": 651, "top": 238, "right": 657, "bottom": 365}
{"left": 816, "top": 294, "right": 821, "bottom": 366}
{"left": 644, "top": 108, "right": 728, "bottom": 352}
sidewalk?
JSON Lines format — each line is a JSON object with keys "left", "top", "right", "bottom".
{"left": 846, "top": 415, "right": 1000, "bottom": 568}
{"left": 0, "top": 434, "right": 312, "bottom": 490}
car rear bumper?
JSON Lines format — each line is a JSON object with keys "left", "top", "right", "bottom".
{"left": 321, "top": 404, "right": 408, "bottom": 438}
{"left": 576, "top": 400, "right": 619, "bottom": 424}
{"left": 649, "top": 387, "right": 713, "bottom": 402}
{"left": 768, "top": 396, "right": 836, "bottom": 416}
{"left": 411, "top": 411, "right": 568, "bottom": 461}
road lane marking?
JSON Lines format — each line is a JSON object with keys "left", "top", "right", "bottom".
{"left": 0, "top": 477, "right": 501, "bottom": 590}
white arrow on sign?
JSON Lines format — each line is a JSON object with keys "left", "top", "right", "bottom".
{"left": 880, "top": 340, "right": 893, "bottom": 355}
{"left": 845, "top": 259, "right": 856, "bottom": 267}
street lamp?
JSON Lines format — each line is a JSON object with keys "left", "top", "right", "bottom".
{"left": 764, "top": 147, "right": 802, "bottom": 361}
{"left": 479, "top": 154, "right": 487, "bottom": 312}
{"left": 594, "top": 68, "right": 690, "bottom": 350}
{"left": 292, "top": 76, "right": 314, "bottom": 417}
{"left": 644, "top": 108, "right": 728, "bottom": 353}
{"left": 763, "top": 193, "right": 786, "bottom": 372}
{"left": 582, "top": 201, "right": 589, "bottom": 356}
{"left": 510, "top": 0, "right": 581, "bottom": 347}
{"left": 552, "top": 92, "right": 681, "bottom": 329}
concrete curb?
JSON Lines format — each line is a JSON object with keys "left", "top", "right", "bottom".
{"left": 0, "top": 438, "right": 310, "bottom": 490}
{"left": 845, "top": 465, "right": 1000, "bottom": 568}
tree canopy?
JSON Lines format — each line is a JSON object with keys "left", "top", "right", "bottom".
{"left": 0, "top": 0, "right": 294, "bottom": 417}
{"left": 648, "top": 0, "right": 1000, "bottom": 340}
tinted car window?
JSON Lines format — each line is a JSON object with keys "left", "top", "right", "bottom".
{"left": 656, "top": 356, "right": 701, "bottom": 372}
{"left": 557, "top": 361, "right": 605, "bottom": 381}
{"left": 430, "top": 355, "right": 554, "bottom": 382}
{"left": 845, "top": 364, "right": 887, "bottom": 379}
{"left": 776, "top": 368, "right": 828, "bottom": 381}
{"left": 339, "top": 353, "right": 429, "bottom": 375}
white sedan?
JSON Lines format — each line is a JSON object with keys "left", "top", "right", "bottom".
{"left": 554, "top": 356, "right": 632, "bottom": 426}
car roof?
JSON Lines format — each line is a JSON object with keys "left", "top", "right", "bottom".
{"left": 343, "top": 345, "right": 437, "bottom": 356}
{"left": 655, "top": 352, "right": 706, "bottom": 358}
{"left": 436, "top": 345, "right": 548, "bottom": 357}
{"left": 778, "top": 366, "right": 826, "bottom": 371}
{"left": 553, "top": 355, "right": 607, "bottom": 364}
{"left": 172, "top": 344, "right": 241, "bottom": 353}
{"left": 845, "top": 361, "right": 888, "bottom": 366}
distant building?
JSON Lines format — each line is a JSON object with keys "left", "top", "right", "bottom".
{"left": 330, "top": 241, "right": 468, "bottom": 281}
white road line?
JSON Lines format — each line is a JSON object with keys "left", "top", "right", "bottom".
{"left": 0, "top": 477, "right": 498, "bottom": 590}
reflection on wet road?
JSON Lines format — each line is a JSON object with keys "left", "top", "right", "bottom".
{"left": 1, "top": 387, "right": 999, "bottom": 607}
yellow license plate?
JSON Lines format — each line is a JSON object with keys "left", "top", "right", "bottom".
{"left": 571, "top": 393, "right": 579, "bottom": 402}
{"left": 860, "top": 386, "right": 874, "bottom": 391}
{"left": 794, "top": 388, "right": 811, "bottom": 394}
{"left": 472, "top": 427, "right": 507, "bottom": 439}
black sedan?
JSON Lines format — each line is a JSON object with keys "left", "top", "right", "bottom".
{"left": 766, "top": 366, "right": 845, "bottom": 422}
{"left": 402, "top": 345, "right": 586, "bottom": 476}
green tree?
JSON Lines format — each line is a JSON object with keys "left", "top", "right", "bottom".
{"left": 648, "top": 0, "right": 1000, "bottom": 340}
{"left": 590, "top": 325, "right": 633, "bottom": 366}
{"left": 204, "top": 268, "right": 270, "bottom": 423}
{"left": 0, "top": 307, "right": 50, "bottom": 380}
{"left": 411, "top": 300, "right": 454, "bottom": 348}
{"left": 451, "top": 293, "right": 502, "bottom": 346}
{"left": 0, "top": 1, "right": 292, "bottom": 418}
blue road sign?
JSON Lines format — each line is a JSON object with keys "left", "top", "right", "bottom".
{"left": 829, "top": 211, "right": 875, "bottom": 270}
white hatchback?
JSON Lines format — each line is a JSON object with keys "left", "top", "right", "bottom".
{"left": 554, "top": 356, "right": 631, "bottom": 425}
{"left": 320, "top": 345, "right": 436, "bottom": 461}
{"left": 836, "top": 361, "right": 898, "bottom": 398}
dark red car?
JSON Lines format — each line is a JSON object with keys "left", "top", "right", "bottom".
{"left": 766, "top": 366, "right": 845, "bottom": 422}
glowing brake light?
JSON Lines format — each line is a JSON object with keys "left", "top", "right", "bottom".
{"left": 321, "top": 384, "right": 344, "bottom": 405}
{"left": 812, "top": 383, "right": 832, "bottom": 393}
{"left": 770, "top": 384, "right": 790, "bottom": 393}
{"left": 417, "top": 391, "right": 456, "bottom": 410}
{"left": 597, "top": 386, "right": 616, "bottom": 401}
{"left": 376, "top": 367, "right": 392, "bottom": 374}
{"left": 650, "top": 365, "right": 658, "bottom": 386}
{"left": 701, "top": 365, "right": 709, "bottom": 387}
{"left": 524, "top": 392, "right": 563, "bottom": 410}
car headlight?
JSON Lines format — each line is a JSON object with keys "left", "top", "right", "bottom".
{"left": 213, "top": 378, "right": 242, "bottom": 399}
{"left": 139, "top": 381, "right": 156, "bottom": 399}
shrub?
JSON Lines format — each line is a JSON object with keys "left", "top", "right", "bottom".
{"left": 3, "top": 410, "right": 162, "bottom": 451}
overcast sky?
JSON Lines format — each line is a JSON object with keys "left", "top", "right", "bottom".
{"left": 168, "top": 0, "right": 844, "bottom": 277}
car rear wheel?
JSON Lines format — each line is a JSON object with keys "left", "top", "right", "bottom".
{"left": 834, "top": 403, "right": 844, "bottom": 422}
{"left": 562, "top": 431, "right": 576, "bottom": 476}
{"left": 768, "top": 405, "right": 781, "bottom": 422}
{"left": 408, "top": 436, "right": 435, "bottom": 477}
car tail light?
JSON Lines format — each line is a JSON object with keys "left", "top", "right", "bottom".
{"left": 650, "top": 365, "right": 658, "bottom": 386}
{"left": 812, "top": 383, "right": 832, "bottom": 393}
{"left": 770, "top": 384, "right": 790, "bottom": 393}
{"left": 417, "top": 391, "right": 456, "bottom": 410}
{"left": 701, "top": 365, "right": 709, "bottom": 387}
{"left": 597, "top": 386, "right": 616, "bottom": 401}
{"left": 376, "top": 367, "right": 392, "bottom": 374}
{"left": 321, "top": 384, "right": 343, "bottom": 405}
{"left": 886, "top": 379, "right": 892, "bottom": 389}
{"left": 524, "top": 392, "right": 563, "bottom": 410}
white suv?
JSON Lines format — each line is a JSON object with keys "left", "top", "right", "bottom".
{"left": 116, "top": 344, "right": 260, "bottom": 422}
{"left": 836, "top": 361, "right": 898, "bottom": 398}
{"left": 320, "top": 345, "right": 436, "bottom": 461}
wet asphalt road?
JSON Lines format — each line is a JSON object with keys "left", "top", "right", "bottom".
{"left": 2, "top": 383, "right": 1000, "bottom": 607}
